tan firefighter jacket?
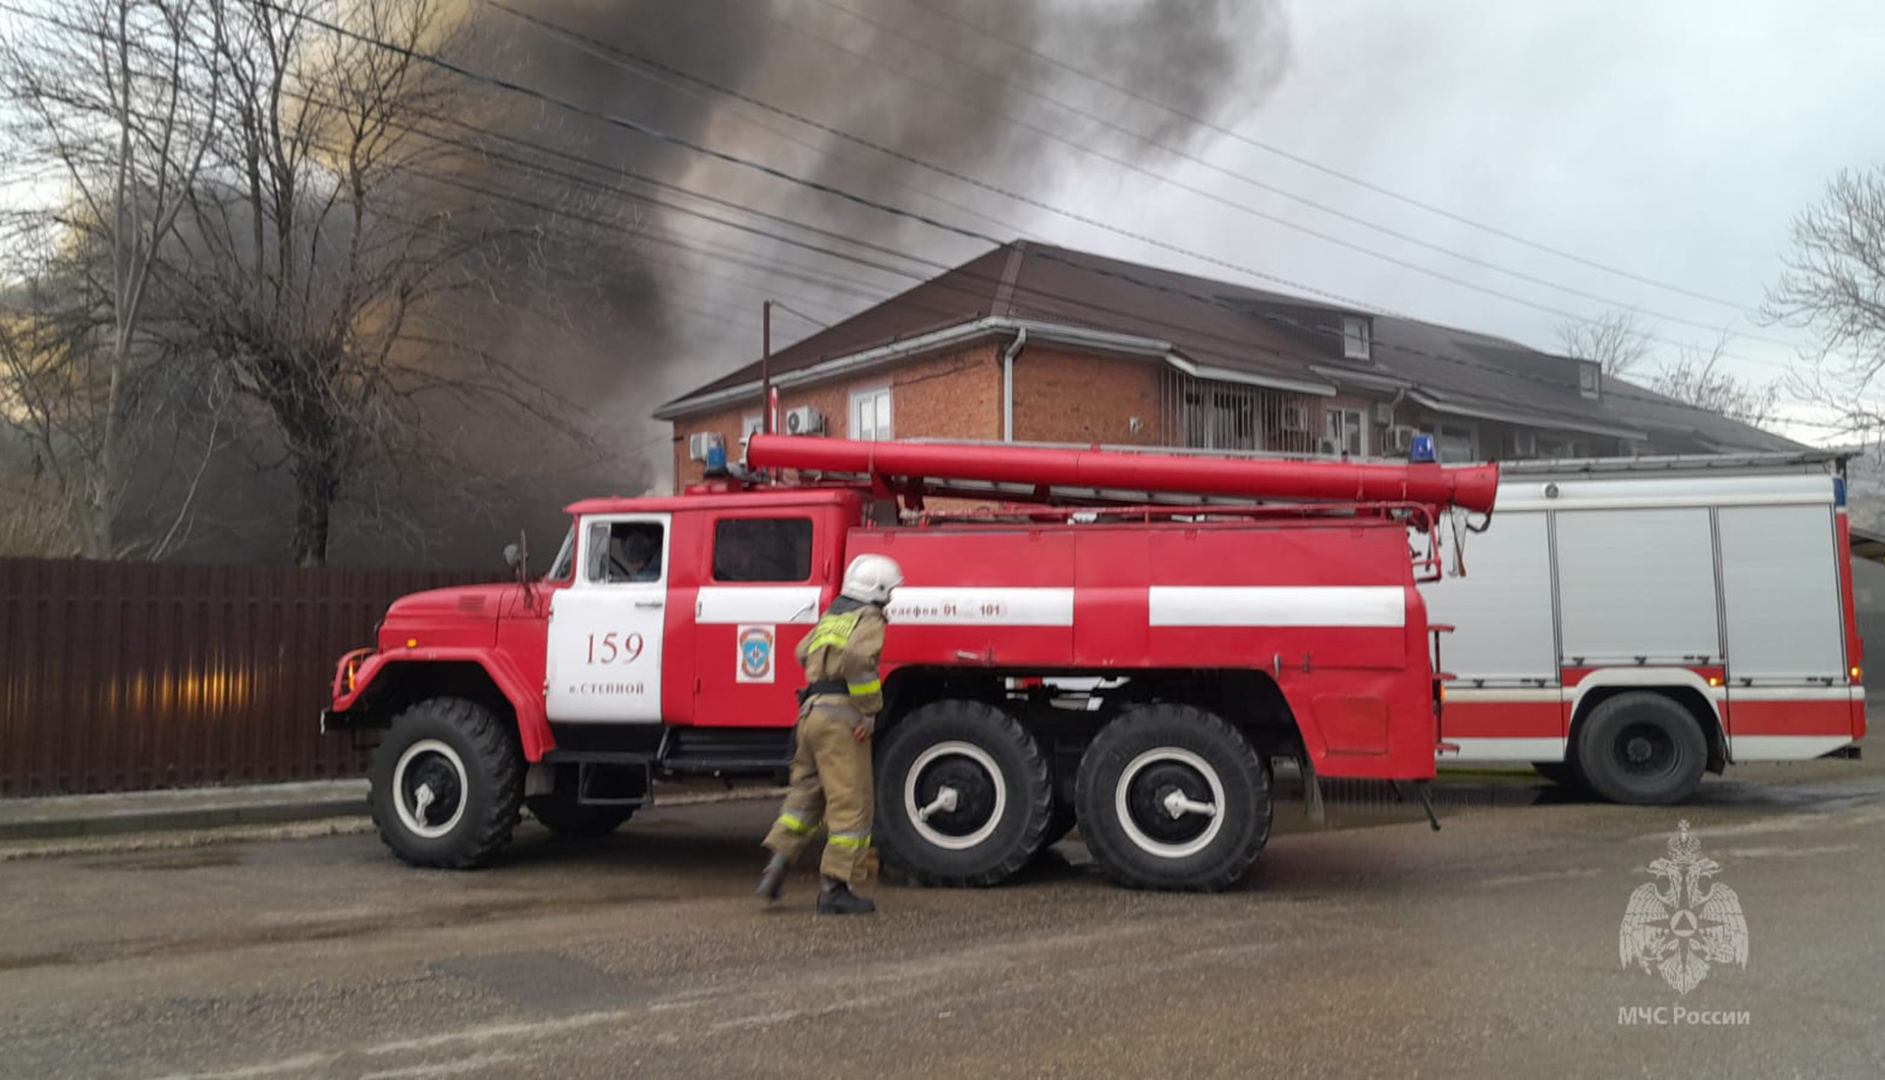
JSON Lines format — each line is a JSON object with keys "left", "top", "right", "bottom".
{"left": 796, "top": 597, "right": 887, "bottom": 716}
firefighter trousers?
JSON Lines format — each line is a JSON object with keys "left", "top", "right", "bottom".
{"left": 762, "top": 701, "right": 874, "bottom": 885}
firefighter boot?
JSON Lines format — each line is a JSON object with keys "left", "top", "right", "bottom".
{"left": 756, "top": 854, "right": 788, "bottom": 904}
{"left": 816, "top": 877, "right": 876, "bottom": 915}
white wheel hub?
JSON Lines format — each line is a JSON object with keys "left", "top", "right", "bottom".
{"left": 392, "top": 738, "right": 469, "bottom": 840}
{"left": 905, "top": 741, "right": 1007, "bottom": 851}
{"left": 1115, "top": 747, "right": 1227, "bottom": 859}
{"left": 918, "top": 786, "right": 960, "bottom": 821}
{"left": 1162, "top": 790, "right": 1219, "bottom": 819}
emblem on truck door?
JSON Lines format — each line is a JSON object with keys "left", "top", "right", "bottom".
{"left": 1619, "top": 821, "right": 1749, "bottom": 994}
{"left": 737, "top": 625, "right": 776, "bottom": 683}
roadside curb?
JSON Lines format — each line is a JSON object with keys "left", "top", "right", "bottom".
{"left": 0, "top": 782, "right": 784, "bottom": 843}
{"left": 0, "top": 785, "right": 370, "bottom": 843}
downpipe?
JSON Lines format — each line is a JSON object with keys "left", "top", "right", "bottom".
{"left": 1001, "top": 327, "right": 1028, "bottom": 442}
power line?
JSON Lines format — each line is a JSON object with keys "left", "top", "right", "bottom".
{"left": 892, "top": 0, "right": 1758, "bottom": 314}
{"left": 8, "top": 0, "right": 1798, "bottom": 377}
{"left": 767, "top": 300, "right": 831, "bottom": 330}
{"left": 236, "top": 148, "right": 1837, "bottom": 435}
{"left": 761, "top": 0, "right": 1804, "bottom": 352}
{"left": 469, "top": 4, "right": 1037, "bottom": 248}
{"left": 315, "top": 142, "right": 1802, "bottom": 438}
{"left": 480, "top": 0, "right": 1394, "bottom": 316}
{"left": 490, "top": 0, "right": 1805, "bottom": 371}
{"left": 1, "top": 0, "right": 1802, "bottom": 431}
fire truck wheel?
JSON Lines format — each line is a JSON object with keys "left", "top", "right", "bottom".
{"left": 369, "top": 698, "right": 524, "bottom": 868}
{"left": 876, "top": 700, "right": 1053, "bottom": 886}
{"left": 527, "top": 795, "right": 635, "bottom": 838}
{"left": 1076, "top": 705, "right": 1271, "bottom": 892}
{"left": 1574, "top": 692, "right": 1708, "bottom": 805}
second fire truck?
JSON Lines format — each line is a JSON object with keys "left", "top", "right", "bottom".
{"left": 1425, "top": 451, "right": 1866, "bottom": 803}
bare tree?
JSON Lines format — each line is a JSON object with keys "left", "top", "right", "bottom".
{"left": 1765, "top": 166, "right": 1885, "bottom": 440}
{"left": 169, "top": 0, "right": 588, "bottom": 565}
{"left": 0, "top": 270, "right": 89, "bottom": 554}
{"left": 0, "top": 0, "right": 224, "bottom": 557}
{"left": 1646, "top": 332, "right": 1780, "bottom": 429}
{"left": 1559, "top": 309, "right": 1653, "bottom": 377}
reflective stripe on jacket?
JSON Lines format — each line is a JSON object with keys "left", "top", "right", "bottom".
{"left": 797, "top": 597, "right": 887, "bottom": 715}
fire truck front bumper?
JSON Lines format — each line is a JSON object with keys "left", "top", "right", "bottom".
{"left": 320, "top": 649, "right": 379, "bottom": 733}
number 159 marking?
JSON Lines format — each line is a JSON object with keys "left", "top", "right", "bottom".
{"left": 586, "top": 632, "right": 645, "bottom": 665}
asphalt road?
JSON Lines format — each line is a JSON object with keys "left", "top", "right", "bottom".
{"left": 3, "top": 760, "right": 1883, "bottom": 1080}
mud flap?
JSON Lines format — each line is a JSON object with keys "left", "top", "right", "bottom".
{"left": 1299, "top": 754, "right": 1327, "bottom": 824}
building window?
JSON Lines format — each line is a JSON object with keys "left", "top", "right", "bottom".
{"left": 851, "top": 387, "right": 892, "bottom": 441}
{"left": 1577, "top": 361, "right": 1601, "bottom": 399}
{"left": 1343, "top": 317, "right": 1371, "bottom": 361}
{"left": 1325, "top": 408, "right": 1368, "bottom": 457}
{"left": 1536, "top": 435, "right": 1589, "bottom": 459}
{"left": 1420, "top": 421, "right": 1478, "bottom": 463}
{"left": 1158, "top": 369, "right": 1317, "bottom": 453}
{"left": 713, "top": 518, "right": 814, "bottom": 582}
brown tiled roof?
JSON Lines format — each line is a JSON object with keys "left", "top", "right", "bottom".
{"left": 660, "top": 241, "right": 1800, "bottom": 453}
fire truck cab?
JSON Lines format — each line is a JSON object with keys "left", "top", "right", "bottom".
{"left": 324, "top": 436, "right": 1497, "bottom": 891}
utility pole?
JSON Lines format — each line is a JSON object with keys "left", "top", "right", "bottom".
{"left": 761, "top": 300, "right": 773, "bottom": 434}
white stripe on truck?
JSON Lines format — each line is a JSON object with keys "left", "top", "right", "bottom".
{"left": 700, "top": 584, "right": 1414, "bottom": 629}
{"left": 886, "top": 587, "right": 1076, "bottom": 627}
{"left": 1149, "top": 586, "right": 1405, "bottom": 628}
{"left": 696, "top": 586, "right": 823, "bottom": 625}
{"left": 1730, "top": 735, "right": 1855, "bottom": 761}
{"left": 1444, "top": 737, "right": 1567, "bottom": 762}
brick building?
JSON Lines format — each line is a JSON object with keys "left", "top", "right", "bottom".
{"left": 656, "top": 242, "right": 1797, "bottom": 488}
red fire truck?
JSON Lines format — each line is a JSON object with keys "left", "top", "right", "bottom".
{"left": 322, "top": 436, "right": 1497, "bottom": 890}
{"left": 1424, "top": 451, "right": 1866, "bottom": 803}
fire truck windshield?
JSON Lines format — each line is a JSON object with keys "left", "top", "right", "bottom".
{"left": 546, "top": 526, "right": 575, "bottom": 582}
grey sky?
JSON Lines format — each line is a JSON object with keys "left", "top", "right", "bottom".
{"left": 8, "top": 0, "right": 1880, "bottom": 447}
{"left": 1015, "top": 0, "right": 1885, "bottom": 442}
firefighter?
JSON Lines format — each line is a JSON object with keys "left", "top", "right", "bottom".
{"left": 755, "top": 553, "right": 903, "bottom": 914}
{"left": 613, "top": 527, "right": 661, "bottom": 582}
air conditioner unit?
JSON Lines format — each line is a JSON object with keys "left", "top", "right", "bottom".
{"left": 1390, "top": 425, "right": 1419, "bottom": 453}
{"left": 1279, "top": 404, "right": 1310, "bottom": 431}
{"left": 784, "top": 406, "right": 826, "bottom": 436}
{"left": 687, "top": 431, "right": 724, "bottom": 463}
{"left": 1371, "top": 402, "right": 1395, "bottom": 426}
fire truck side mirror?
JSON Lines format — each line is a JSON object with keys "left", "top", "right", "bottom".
{"left": 503, "top": 532, "right": 528, "bottom": 583}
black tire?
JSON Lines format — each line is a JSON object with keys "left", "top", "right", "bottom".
{"left": 1075, "top": 704, "right": 1271, "bottom": 892}
{"left": 527, "top": 795, "right": 635, "bottom": 838}
{"left": 1033, "top": 728, "right": 1078, "bottom": 856}
{"left": 875, "top": 699, "right": 1053, "bottom": 886}
{"left": 1532, "top": 761, "right": 1585, "bottom": 789}
{"left": 1574, "top": 692, "right": 1708, "bottom": 805}
{"left": 369, "top": 698, "right": 524, "bottom": 868}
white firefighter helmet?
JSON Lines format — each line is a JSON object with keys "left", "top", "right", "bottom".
{"left": 840, "top": 553, "right": 903, "bottom": 605}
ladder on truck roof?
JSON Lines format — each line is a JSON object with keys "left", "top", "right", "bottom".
{"left": 1496, "top": 450, "right": 1846, "bottom": 480}
{"left": 891, "top": 438, "right": 1846, "bottom": 481}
